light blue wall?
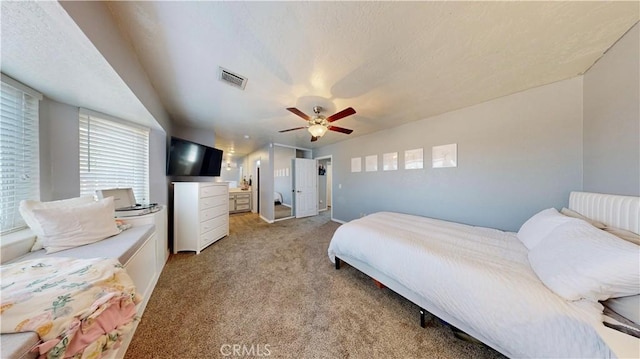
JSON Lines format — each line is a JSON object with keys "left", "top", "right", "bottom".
{"left": 38, "top": 97, "right": 168, "bottom": 205}
{"left": 315, "top": 77, "right": 584, "bottom": 231}
{"left": 39, "top": 98, "right": 80, "bottom": 201}
{"left": 583, "top": 23, "right": 639, "bottom": 196}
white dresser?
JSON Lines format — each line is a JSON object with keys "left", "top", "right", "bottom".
{"left": 173, "top": 182, "right": 229, "bottom": 254}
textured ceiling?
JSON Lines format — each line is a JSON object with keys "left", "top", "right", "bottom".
{"left": 106, "top": 1, "right": 638, "bottom": 156}
{"left": 0, "top": 1, "right": 159, "bottom": 129}
{"left": 2, "top": 2, "right": 638, "bottom": 157}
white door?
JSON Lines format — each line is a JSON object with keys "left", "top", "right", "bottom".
{"left": 293, "top": 158, "right": 318, "bottom": 218}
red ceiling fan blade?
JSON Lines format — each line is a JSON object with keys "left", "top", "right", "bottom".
{"left": 311, "top": 136, "right": 318, "bottom": 142}
{"left": 326, "top": 107, "right": 356, "bottom": 122}
{"left": 328, "top": 125, "right": 353, "bottom": 134}
{"left": 286, "top": 107, "right": 311, "bottom": 121}
{"left": 279, "top": 127, "right": 306, "bottom": 133}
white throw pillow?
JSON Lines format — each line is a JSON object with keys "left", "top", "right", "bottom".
{"left": 32, "top": 197, "right": 120, "bottom": 254}
{"left": 19, "top": 195, "right": 96, "bottom": 251}
{"left": 517, "top": 208, "right": 578, "bottom": 249}
{"left": 528, "top": 220, "right": 640, "bottom": 301}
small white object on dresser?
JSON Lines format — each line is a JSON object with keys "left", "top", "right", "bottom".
{"left": 173, "top": 182, "right": 229, "bottom": 254}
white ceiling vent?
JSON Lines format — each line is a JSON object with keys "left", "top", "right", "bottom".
{"left": 218, "top": 67, "right": 247, "bottom": 90}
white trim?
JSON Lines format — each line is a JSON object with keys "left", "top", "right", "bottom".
{"left": 259, "top": 214, "right": 274, "bottom": 224}
{"left": 331, "top": 218, "right": 347, "bottom": 224}
{"left": 80, "top": 108, "right": 150, "bottom": 133}
{"left": 274, "top": 216, "right": 294, "bottom": 222}
{"left": 272, "top": 142, "right": 312, "bottom": 152}
{"left": 0, "top": 73, "right": 43, "bottom": 100}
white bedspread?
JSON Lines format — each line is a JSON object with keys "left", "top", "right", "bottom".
{"left": 328, "top": 212, "right": 612, "bottom": 358}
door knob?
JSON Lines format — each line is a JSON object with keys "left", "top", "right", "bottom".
{"left": 296, "top": 190, "right": 302, "bottom": 193}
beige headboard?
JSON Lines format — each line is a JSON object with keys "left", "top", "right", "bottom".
{"left": 569, "top": 191, "right": 640, "bottom": 234}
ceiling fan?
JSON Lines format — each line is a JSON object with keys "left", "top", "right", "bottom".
{"left": 279, "top": 106, "right": 356, "bottom": 142}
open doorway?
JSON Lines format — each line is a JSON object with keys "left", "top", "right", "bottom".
{"left": 316, "top": 155, "right": 333, "bottom": 220}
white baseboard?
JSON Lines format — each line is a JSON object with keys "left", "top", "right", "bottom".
{"left": 260, "top": 215, "right": 274, "bottom": 224}
{"left": 331, "top": 218, "right": 347, "bottom": 224}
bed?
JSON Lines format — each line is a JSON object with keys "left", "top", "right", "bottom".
{"left": 328, "top": 191, "right": 640, "bottom": 358}
{"left": 274, "top": 191, "right": 283, "bottom": 204}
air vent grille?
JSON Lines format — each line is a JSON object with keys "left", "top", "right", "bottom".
{"left": 219, "top": 67, "right": 247, "bottom": 90}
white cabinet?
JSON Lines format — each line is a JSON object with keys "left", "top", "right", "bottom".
{"left": 173, "top": 182, "right": 229, "bottom": 254}
{"left": 120, "top": 206, "right": 168, "bottom": 273}
{"left": 229, "top": 191, "right": 252, "bottom": 213}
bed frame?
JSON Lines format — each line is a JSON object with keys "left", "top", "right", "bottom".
{"left": 334, "top": 191, "right": 640, "bottom": 358}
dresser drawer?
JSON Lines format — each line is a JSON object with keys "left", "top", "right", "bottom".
{"left": 200, "top": 224, "right": 228, "bottom": 247}
{"left": 200, "top": 185, "right": 227, "bottom": 198}
{"left": 235, "top": 204, "right": 250, "bottom": 211}
{"left": 200, "top": 195, "right": 226, "bottom": 210}
{"left": 201, "top": 203, "right": 227, "bottom": 222}
{"left": 235, "top": 193, "right": 250, "bottom": 199}
{"left": 236, "top": 197, "right": 250, "bottom": 205}
{"left": 200, "top": 214, "right": 228, "bottom": 236}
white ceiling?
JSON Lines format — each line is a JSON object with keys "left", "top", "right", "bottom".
{"left": 0, "top": 1, "right": 160, "bottom": 130}
{"left": 2, "top": 2, "right": 639, "bottom": 157}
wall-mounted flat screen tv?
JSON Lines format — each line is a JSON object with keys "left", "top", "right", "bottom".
{"left": 167, "top": 137, "right": 223, "bottom": 176}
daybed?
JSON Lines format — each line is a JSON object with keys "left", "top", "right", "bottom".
{"left": 328, "top": 191, "right": 640, "bottom": 358}
{"left": 0, "top": 198, "right": 167, "bottom": 359}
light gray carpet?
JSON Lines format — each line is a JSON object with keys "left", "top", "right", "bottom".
{"left": 124, "top": 211, "right": 505, "bottom": 358}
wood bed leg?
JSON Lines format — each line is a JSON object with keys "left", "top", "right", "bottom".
{"left": 335, "top": 257, "right": 341, "bottom": 270}
{"left": 420, "top": 308, "right": 426, "bottom": 328}
{"left": 373, "top": 279, "right": 386, "bottom": 289}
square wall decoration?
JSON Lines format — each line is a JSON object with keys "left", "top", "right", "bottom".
{"left": 351, "top": 157, "right": 362, "bottom": 172}
{"left": 383, "top": 152, "right": 398, "bottom": 171}
{"left": 404, "top": 148, "right": 423, "bottom": 169}
{"left": 432, "top": 143, "right": 457, "bottom": 168}
{"left": 365, "top": 155, "right": 378, "bottom": 172}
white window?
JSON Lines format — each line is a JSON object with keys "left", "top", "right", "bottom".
{"left": 0, "top": 77, "right": 41, "bottom": 234}
{"left": 79, "top": 111, "right": 149, "bottom": 204}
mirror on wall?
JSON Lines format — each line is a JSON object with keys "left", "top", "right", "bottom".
{"left": 273, "top": 145, "right": 295, "bottom": 220}
{"left": 219, "top": 156, "right": 243, "bottom": 188}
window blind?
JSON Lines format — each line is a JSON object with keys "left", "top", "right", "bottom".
{"left": 79, "top": 113, "right": 149, "bottom": 204}
{"left": 0, "top": 81, "right": 40, "bottom": 234}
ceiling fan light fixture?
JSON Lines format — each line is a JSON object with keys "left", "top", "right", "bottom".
{"left": 308, "top": 124, "right": 328, "bottom": 137}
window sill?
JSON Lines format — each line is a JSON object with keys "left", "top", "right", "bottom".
{"left": 1, "top": 228, "right": 36, "bottom": 264}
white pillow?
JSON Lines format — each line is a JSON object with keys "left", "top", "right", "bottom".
{"left": 528, "top": 220, "right": 640, "bottom": 301}
{"left": 19, "top": 195, "right": 96, "bottom": 251}
{"left": 32, "top": 197, "right": 120, "bottom": 254}
{"left": 517, "top": 208, "right": 578, "bottom": 249}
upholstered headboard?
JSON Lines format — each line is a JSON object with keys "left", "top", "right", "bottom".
{"left": 569, "top": 191, "right": 640, "bottom": 234}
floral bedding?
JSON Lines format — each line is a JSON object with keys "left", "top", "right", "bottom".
{"left": 1, "top": 257, "right": 141, "bottom": 359}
